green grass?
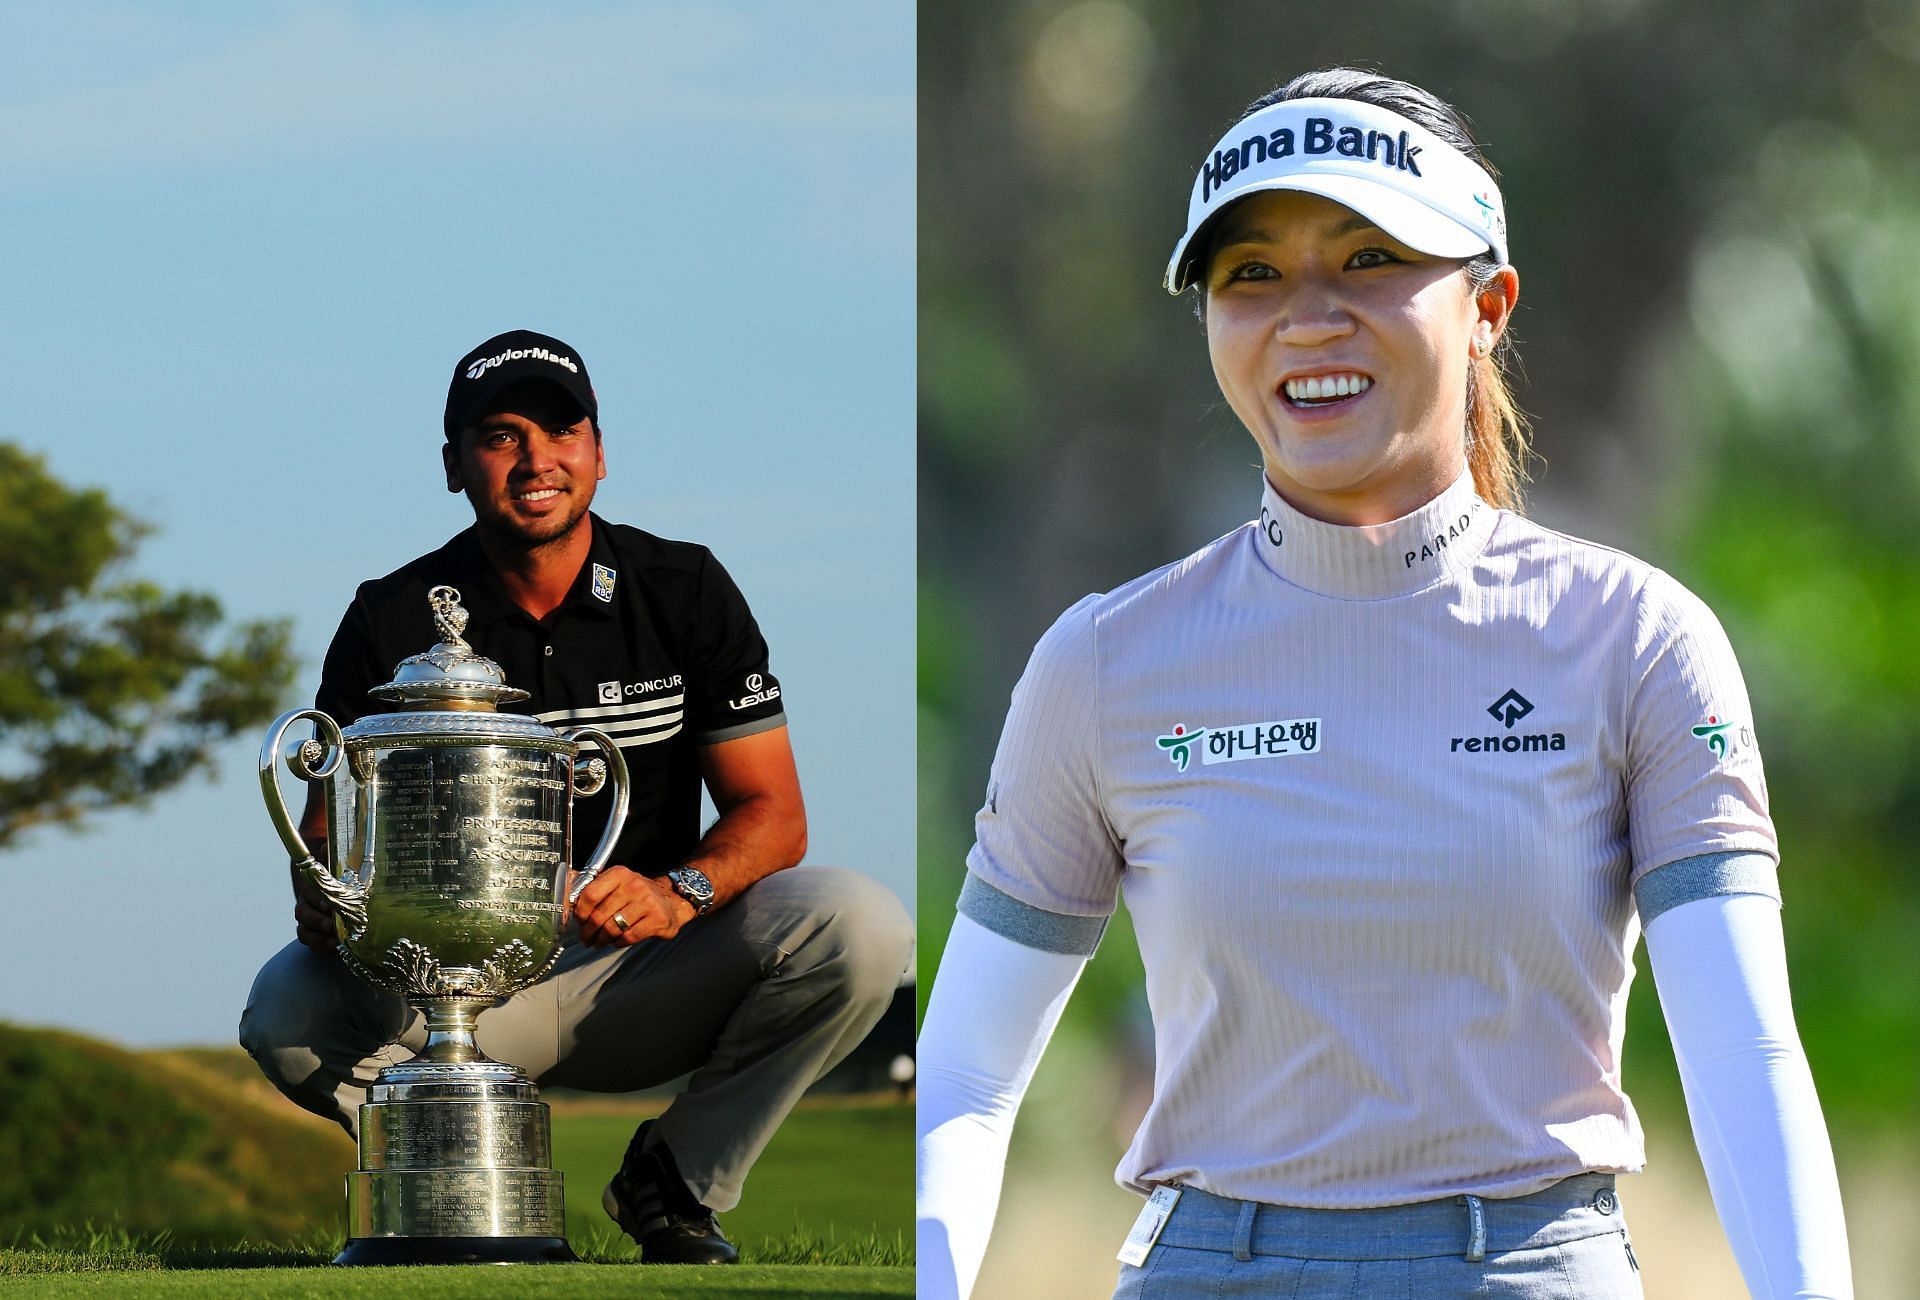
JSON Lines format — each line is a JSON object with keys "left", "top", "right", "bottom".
{"left": 550, "top": 1104, "right": 912, "bottom": 1262}
{"left": 0, "top": 1225, "right": 333, "bottom": 1273}
{"left": 0, "top": 1228, "right": 913, "bottom": 1294}
{"left": 0, "top": 1263, "right": 911, "bottom": 1296}
{"left": 2, "top": 1087, "right": 908, "bottom": 1283}
{"left": 2, "top": 1222, "right": 906, "bottom": 1271}
{"left": 0, "top": 1027, "right": 910, "bottom": 1289}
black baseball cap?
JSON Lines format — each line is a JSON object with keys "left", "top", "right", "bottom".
{"left": 444, "top": 329, "right": 598, "bottom": 440}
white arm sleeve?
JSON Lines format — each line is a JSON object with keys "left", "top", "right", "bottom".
{"left": 1645, "top": 892, "right": 1853, "bottom": 1299}
{"left": 916, "top": 913, "right": 1089, "bottom": 1300}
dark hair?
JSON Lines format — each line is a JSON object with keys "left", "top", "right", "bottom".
{"left": 1195, "top": 67, "right": 1533, "bottom": 513}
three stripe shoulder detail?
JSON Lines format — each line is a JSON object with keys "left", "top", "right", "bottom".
{"left": 532, "top": 694, "right": 685, "bottom": 749}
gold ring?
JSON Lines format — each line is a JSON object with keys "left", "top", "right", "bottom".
{"left": 612, "top": 912, "right": 630, "bottom": 932}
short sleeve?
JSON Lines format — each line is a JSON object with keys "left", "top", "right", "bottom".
{"left": 685, "top": 550, "right": 785, "bottom": 743}
{"left": 1625, "top": 571, "right": 1777, "bottom": 883}
{"left": 965, "top": 596, "right": 1124, "bottom": 917}
{"left": 314, "top": 591, "right": 387, "bottom": 728}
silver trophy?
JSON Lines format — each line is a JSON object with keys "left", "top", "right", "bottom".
{"left": 259, "top": 585, "right": 630, "bottom": 1265}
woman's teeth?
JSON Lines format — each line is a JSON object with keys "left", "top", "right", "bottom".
{"left": 1284, "top": 373, "right": 1372, "bottom": 405}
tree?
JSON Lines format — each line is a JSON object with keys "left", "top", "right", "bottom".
{"left": 0, "top": 442, "right": 297, "bottom": 850}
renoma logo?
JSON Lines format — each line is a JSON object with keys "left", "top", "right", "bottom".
{"left": 1156, "top": 718, "right": 1322, "bottom": 772}
{"left": 1452, "top": 690, "right": 1565, "bottom": 754}
{"left": 1487, "top": 689, "right": 1533, "bottom": 729}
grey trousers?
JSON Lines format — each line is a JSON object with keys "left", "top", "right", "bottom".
{"left": 238, "top": 865, "right": 911, "bottom": 1212}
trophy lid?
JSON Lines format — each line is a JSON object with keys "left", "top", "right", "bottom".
{"left": 366, "top": 585, "right": 531, "bottom": 710}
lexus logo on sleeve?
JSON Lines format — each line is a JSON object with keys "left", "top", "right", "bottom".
{"left": 728, "top": 672, "right": 780, "bottom": 711}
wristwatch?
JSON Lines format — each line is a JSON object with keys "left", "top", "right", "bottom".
{"left": 666, "top": 866, "right": 716, "bottom": 915}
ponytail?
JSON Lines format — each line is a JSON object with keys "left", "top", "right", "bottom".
{"left": 1463, "top": 255, "right": 1532, "bottom": 512}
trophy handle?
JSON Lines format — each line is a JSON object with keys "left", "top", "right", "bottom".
{"left": 259, "top": 707, "right": 369, "bottom": 937}
{"left": 562, "top": 726, "right": 631, "bottom": 904}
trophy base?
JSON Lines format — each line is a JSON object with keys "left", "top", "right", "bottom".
{"left": 333, "top": 1234, "right": 577, "bottom": 1266}
{"left": 340, "top": 1058, "right": 572, "bottom": 1262}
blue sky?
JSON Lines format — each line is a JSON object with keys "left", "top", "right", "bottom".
{"left": 0, "top": 2, "right": 914, "bottom": 1046}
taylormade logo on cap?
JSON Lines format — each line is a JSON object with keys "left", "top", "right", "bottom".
{"left": 1166, "top": 96, "right": 1509, "bottom": 293}
{"left": 465, "top": 346, "right": 580, "bottom": 382}
{"left": 444, "top": 329, "right": 598, "bottom": 440}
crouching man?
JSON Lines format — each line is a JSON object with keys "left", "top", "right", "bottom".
{"left": 240, "top": 330, "right": 911, "bottom": 1263}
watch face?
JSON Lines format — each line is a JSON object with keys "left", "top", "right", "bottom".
{"left": 670, "top": 867, "right": 714, "bottom": 910}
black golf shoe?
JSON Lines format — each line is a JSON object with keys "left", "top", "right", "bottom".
{"left": 602, "top": 1120, "right": 740, "bottom": 1265}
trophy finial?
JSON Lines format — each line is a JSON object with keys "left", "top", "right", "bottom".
{"left": 368, "top": 584, "right": 526, "bottom": 708}
{"left": 428, "top": 585, "right": 471, "bottom": 650}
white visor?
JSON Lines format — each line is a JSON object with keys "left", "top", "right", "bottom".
{"left": 1165, "top": 97, "right": 1509, "bottom": 293}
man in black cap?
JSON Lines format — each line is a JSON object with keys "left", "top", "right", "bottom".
{"left": 239, "top": 329, "right": 913, "bottom": 1263}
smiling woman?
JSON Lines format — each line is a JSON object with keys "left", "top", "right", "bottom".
{"left": 917, "top": 67, "right": 1854, "bottom": 1300}
{"left": 1200, "top": 188, "right": 1512, "bottom": 524}
{"left": 1175, "top": 75, "right": 1529, "bottom": 526}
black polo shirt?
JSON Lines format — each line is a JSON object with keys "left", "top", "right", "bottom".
{"left": 315, "top": 513, "right": 786, "bottom": 874}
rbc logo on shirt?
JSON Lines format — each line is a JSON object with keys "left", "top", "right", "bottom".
{"left": 597, "top": 680, "right": 622, "bottom": 704}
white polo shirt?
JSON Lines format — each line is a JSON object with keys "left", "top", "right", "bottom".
{"left": 965, "top": 469, "right": 1776, "bottom": 1207}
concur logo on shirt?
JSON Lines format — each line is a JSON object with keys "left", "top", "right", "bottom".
{"left": 1157, "top": 718, "right": 1322, "bottom": 772}
{"left": 597, "top": 675, "right": 685, "bottom": 703}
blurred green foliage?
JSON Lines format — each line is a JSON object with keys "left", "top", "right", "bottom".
{"left": 0, "top": 443, "right": 296, "bottom": 850}
{"left": 919, "top": 0, "right": 1920, "bottom": 1137}
{"left": 1628, "top": 165, "right": 1920, "bottom": 1127}
{"left": 0, "top": 1024, "right": 352, "bottom": 1241}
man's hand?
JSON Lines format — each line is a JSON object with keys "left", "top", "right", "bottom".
{"left": 572, "top": 865, "right": 697, "bottom": 947}
{"left": 291, "top": 860, "right": 340, "bottom": 956}
{"left": 290, "top": 786, "right": 340, "bottom": 956}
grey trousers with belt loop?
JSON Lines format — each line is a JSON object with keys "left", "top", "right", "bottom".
{"left": 237, "top": 864, "right": 911, "bottom": 1213}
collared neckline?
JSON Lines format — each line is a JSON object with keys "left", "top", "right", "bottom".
{"left": 444, "top": 514, "right": 620, "bottom": 629}
{"left": 1248, "top": 469, "right": 1497, "bottom": 600}
{"left": 560, "top": 514, "right": 621, "bottom": 621}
